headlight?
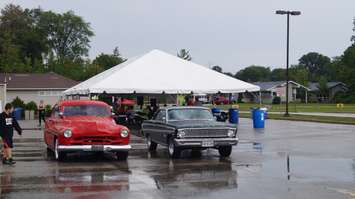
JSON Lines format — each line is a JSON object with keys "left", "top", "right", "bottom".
{"left": 227, "top": 129, "right": 236, "bottom": 137}
{"left": 177, "top": 130, "right": 185, "bottom": 138}
{"left": 63, "top": 129, "right": 72, "bottom": 138}
{"left": 120, "top": 129, "right": 129, "bottom": 138}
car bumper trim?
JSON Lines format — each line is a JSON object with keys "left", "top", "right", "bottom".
{"left": 174, "top": 137, "right": 238, "bottom": 147}
{"left": 58, "top": 145, "right": 131, "bottom": 152}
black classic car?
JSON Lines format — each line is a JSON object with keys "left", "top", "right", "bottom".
{"left": 141, "top": 106, "right": 238, "bottom": 158}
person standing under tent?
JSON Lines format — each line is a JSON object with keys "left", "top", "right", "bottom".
{"left": 38, "top": 100, "right": 46, "bottom": 127}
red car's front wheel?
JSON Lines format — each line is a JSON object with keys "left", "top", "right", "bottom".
{"left": 116, "top": 151, "right": 128, "bottom": 161}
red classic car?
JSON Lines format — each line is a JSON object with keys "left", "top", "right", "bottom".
{"left": 44, "top": 100, "right": 131, "bottom": 161}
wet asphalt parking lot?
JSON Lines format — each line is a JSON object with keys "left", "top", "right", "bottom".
{"left": 1, "top": 118, "right": 355, "bottom": 199}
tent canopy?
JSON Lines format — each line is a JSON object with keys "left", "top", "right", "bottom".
{"left": 64, "top": 49, "right": 259, "bottom": 95}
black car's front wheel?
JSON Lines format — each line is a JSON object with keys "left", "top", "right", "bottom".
{"left": 146, "top": 135, "right": 157, "bottom": 151}
{"left": 168, "top": 137, "right": 181, "bottom": 158}
{"left": 218, "top": 146, "right": 232, "bottom": 157}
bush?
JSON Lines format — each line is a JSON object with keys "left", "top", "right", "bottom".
{"left": 25, "top": 101, "right": 37, "bottom": 111}
{"left": 272, "top": 96, "right": 281, "bottom": 104}
{"left": 11, "top": 96, "right": 25, "bottom": 109}
{"left": 334, "top": 92, "right": 355, "bottom": 103}
{"left": 45, "top": 105, "right": 52, "bottom": 117}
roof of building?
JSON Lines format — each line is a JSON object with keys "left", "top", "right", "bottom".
{"left": 0, "top": 72, "right": 78, "bottom": 90}
{"left": 253, "top": 81, "right": 310, "bottom": 91}
{"left": 308, "top": 82, "right": 347, "bottom": 91}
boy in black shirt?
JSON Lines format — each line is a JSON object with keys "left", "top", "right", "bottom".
{"left": 0, "top": 103, "right": 22, "bottom": 165}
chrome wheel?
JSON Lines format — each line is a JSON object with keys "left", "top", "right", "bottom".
{"left": 168, "top": 138, "right": 180, "bottom": 158}
{"left": 168, "top": 141, "right": 174, "bottom": 156}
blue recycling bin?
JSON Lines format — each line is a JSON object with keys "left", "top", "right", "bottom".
{"left": 13, "top": 107, "right": 23, "bottom": 120}
{"left": 211, "top": 107, "right": 221, "bottom": 115}
{"left": 252, "top": 108, "right": 265, "bottom": 128}
{"left": 228, "top": 108, "right": 239, "bottom": 124}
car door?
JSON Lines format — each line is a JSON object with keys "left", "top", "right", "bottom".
{"left": 149, "top": 110, "right": 167, "bottom": 144}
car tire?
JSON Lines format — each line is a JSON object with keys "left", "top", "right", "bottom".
{"left": 146, "top": 135, "right": 157, "bottom": 151}
{"left": 54, "top": 138, "right": 66, "bottom": 161}
{"left": 218, "top": 146, "right": 232, "bottom": 157}
{"left": 168, "top": 137, "right": 181, "bottom": 159}
{"left": 191, "top": 149, "right": 202, "bottom": 157}
{"left": 116, "top": 151, "right": 128, "bottom": 161}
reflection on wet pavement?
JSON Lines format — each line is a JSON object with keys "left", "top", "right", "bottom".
{"left": 1, "top": 118, "right": 355, "bottom": 198}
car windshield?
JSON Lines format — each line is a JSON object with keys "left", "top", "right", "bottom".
{"left": 168, "top": 108, "right": 213, "bottom": 121}
{"left": 63, "top": 105, "right": 110, "bottom": 117}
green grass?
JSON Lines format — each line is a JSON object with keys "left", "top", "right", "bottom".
{"left": 208, "top": 103, "right": 355, "bottom": 113}
{"left": 239, "top": 112, "right": 355, "bottom": 125}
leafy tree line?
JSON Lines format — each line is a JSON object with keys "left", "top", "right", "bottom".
{"left": 0, "top": 4, "right": 125, "bottom": 80}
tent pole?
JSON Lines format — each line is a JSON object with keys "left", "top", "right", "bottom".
{"left": 259, "top": 91, "right": 262, "bottom": 106}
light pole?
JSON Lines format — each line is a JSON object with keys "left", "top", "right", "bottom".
{"left": 276, "top": 10, "right": 301, "bottom": 117}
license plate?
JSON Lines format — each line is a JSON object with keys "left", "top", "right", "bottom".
{"left": 202, "top": 140, "right": 214, "bottom": 147}
{"left": 91, "top": 145, "right": 104, "bottom": 151}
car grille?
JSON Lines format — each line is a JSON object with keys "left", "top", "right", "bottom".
{"left": 183, "top": 128, "right": 229, "bottom": 138}
{"left": 74, "top": 136, "right": 117, "bottom": 144}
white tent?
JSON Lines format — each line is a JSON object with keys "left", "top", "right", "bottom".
{"left": 64, "top": 49, "right": 260, "bottom": 95}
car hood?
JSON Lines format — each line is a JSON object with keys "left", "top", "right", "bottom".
{"left": 63, "top": 116, "right": 121, "bottom": 134}
{"left": 167, "top": 120, "right": 237, "bottom": 129}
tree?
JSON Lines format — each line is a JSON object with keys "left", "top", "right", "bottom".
{"left": 289, "top": 65, "right": 309, "bottom": 87}
{"left": 177, "top": 49, "right": 192, "bottom": 61}
{"left": 234, "top": 66, "right": 271, "bottom": 82}
{"left": 351, "top": 17, "right": 355, "bottom": 43}
{"left": 38, "top": 10, "right": 94, "bottom": 64}
{"left": 339, "top": 44, "right": 355, "bottom": 96}
{"left": 223, "top": 72, "right": 234, "bottom": 77}
{"left": 93, "top": 47, "right": 125, "bottom": 70}
{"left": 270, "top": 68, "right": 286, "bottom": 81}
{"left": 0, "top": 4, "right": 47, "bottom": 71}
{"left": 212, "top": 65, "right": 222, "bottom": 73}
{"left": 317, "top": 76, "right": 329, "bottom": 99}
{"left": 299, "top": 52, "right": 331, "bottom": 81}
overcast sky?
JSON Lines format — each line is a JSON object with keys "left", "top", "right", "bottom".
{"left": 1, "top": 0, "right": 354, "bottom": 73}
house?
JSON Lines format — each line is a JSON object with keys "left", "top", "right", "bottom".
{"left": 244, "top": 81, "right": 310, "bottom": 104}
{"left": 308, "top": 82, "right": 348, "bottom": 102}
{"left": 0, "top": 72, "right": 78, "bottom": 107}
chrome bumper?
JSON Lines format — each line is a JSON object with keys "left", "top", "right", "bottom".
{"left": 58, "top": 145, "right": 131, "bottom": 152}
{"left": 174, "top": 137, "right": 238, "bottom": 148}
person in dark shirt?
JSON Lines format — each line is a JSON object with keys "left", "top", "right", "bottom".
{"left": 0, "top": 103, "right": 22, "bottom": 165}
{"left": 38, "top": 100, "right": 46, "bottom": 127}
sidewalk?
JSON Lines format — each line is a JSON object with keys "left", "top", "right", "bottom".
{"left": 239, "top": 111, "right": 355, "bottom": 118}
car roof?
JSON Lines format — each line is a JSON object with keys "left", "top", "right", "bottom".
{"left": 58, "top": 100, "right": 109, "bottom": 107}
{"left": 161, "top": 106, "right": 210, "bottom": 111}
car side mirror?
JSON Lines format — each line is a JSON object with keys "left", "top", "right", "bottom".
{"left": 59, "top": 112, "right": 64, "bottom": 119}
{"left": 162, "top": 117, "right": 167, "bottom": 123}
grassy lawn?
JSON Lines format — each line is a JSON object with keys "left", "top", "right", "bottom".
{"left": 239, "top": 112, "right": 355, "bottom": 125}
{"left": 208, "top": 103, "right": 355, "bottom": 113}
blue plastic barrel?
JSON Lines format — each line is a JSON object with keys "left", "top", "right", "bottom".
{"left": 228, "top": 108, "right": 239, "bottom": 124}
{"left": 211, "top": 108, "right": 221, "bottom": 115}
{"left": 252, "top": 109, "right": 265, "bottom": 128}
{"left": 13, "top": 107, "right": 23, "bottom": 120}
